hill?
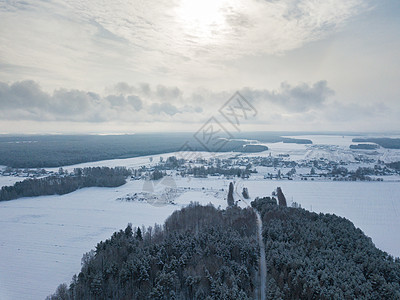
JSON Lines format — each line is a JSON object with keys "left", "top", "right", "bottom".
{"left": 48, "top": 203, "right": 258, "bottom": 299}
{"left": 48, "top": 200, "right": 400, "bottom": 299}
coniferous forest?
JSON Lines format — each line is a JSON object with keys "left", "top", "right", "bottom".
{"left": 48, "top": 199, "right": 400, "bottom": 299}
{"left": 0, "top": 134, "right": 304, "bottom": 168}
{"left": 0, "top": 167, "right": 130, "bottom": 201}
{"left": 251, "top": 197, "right": 400, "bottom": 299}
{"left": 48, "top": 203, "right": 259, "bottom": 299}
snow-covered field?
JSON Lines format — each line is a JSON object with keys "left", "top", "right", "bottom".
{"left": 1, "top": 135, "right": 400, "bottom": 299}
{"left": 45, "top": 151, "right": 236, "bottom": 173}
{"left": 0, "top": 179, "right": 222, "bottom": 300}
{"left": 1, "top": 176, "right": 399, "bottom": 300}
{"left": 0, "top": 175, "right": 25, "bottom": 188}
{"left": 258, "top": 134, "right": 400, "bottom": 163}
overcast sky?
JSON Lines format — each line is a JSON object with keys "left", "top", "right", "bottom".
{"left": 0, "top": 0, "right": 399, "bottom": 134}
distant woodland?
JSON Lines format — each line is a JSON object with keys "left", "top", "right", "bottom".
{"left": 350, "top": 143, "right": 379, "bottom": 150}
{"left": 0, "top": 167, "right": 130, "bottom": 201}
{"left": 387, "top": 161, "right": 400, "bottom": 171}
{"left": 0, "top": 134, "right": 310, "bottom": 168}
{"left": 352, "top": 138, "right": 400, "bottom": 149}
{"left": 48, "top": 197, "right": 400, "bottom": 299}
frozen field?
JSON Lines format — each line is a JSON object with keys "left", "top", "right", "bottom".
{"left": 267, "top": 134, "right": 400, "bottom": 163}
{"left": 0, "top": 175, "right": 232, "bottom": 300}
{"left": 1, "top": 176, "right": 400, "bottom": 299}
{"left": 0, "top": 175, "right": 25, "bottom": 188}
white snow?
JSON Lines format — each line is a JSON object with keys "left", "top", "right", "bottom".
{"left": 45, "top": 151, "right": 237, "bottom": 173}
{"left": 1, "top": 137, "right": 400, "bottom": 299}
{"left": 0, "top": 176, "right": 230, "bottom": 300}
{"left": 1, "top": 177, "right": 400, "bottom": 299}
{"left": 283, "top": 135, "right": 358, "bottom": 147}
{"left": 237, "top": 179, "right": 400, "bottom": 256}
{"left": 0, "top": 176, "right": 23, "bottom": 188}
{"left": 0, "top": 181, "right": 174, "bottom": 300}
{"left": 281, "top": 134, "right": 400, "bottom": 163}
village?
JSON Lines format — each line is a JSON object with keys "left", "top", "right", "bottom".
{"left": 130, "top": 151, "right": 399, "bottom": 183}
{"left": 1, "top": 146, "right": 399, "bottom": 188}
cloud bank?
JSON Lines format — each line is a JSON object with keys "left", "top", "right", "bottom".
{"left": 1, "top": 79, "right": 396, "bottom": 133}
{"left": 243, "top": 81, "right": 334, "bottom": 113}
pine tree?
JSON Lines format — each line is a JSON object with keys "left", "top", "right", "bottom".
{"left": 276, "top": 187, "right": 287, "bottom": 207}
{"left": 124, "top": 223, "right": 133, "bottom": 237}
{"left": 310, "top": 167, "right": 316, "bottom": 175}
{"left": 227, "top": 182, "right": 234, "bottom": 206}
{"left": 135, "top": 227, "right": 143, "bottom": 241}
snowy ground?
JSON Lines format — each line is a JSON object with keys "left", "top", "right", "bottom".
{"left": 246, "top": 134, "right": 360, "bottom": 161}
{"left": 0, "top": 176, "right": 25, "bottom": 188}
{"left": 1, "top": 176, "right": 400, "bottom": 300}
{"left": 1, "top": 135, "right": 400, "bottom": 299}
{"left": 0, "top": 180, "right": 211, "bottom": 300}
{"left": 255, "top": 134, "right": 400, "bottom": 163}
{"left": 45, "top": 151, "right": 236, "bottom": 173}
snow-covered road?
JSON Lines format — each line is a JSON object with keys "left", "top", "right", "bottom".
{"left": 255, "top": 210, "right": 267, "bottom": 300}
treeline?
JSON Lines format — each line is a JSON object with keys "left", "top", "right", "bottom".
{"left": 251, "top": 198, "right": 400, "bottom": 299}
{"left": 387, "top": 161, "right": 400, "bottom": 171}
{"left": 184, "top": 166, "right": 254, "bottom": 178}
{"left": 0, "top": 134, "right": 314, "bottom": 168}
{"left": 48, "top": 203, "right": 259, "bottom": 299}
{"left": 350, "top": 143, "right": 379, "bottom": 150}
{"left": 352, "top": 138, "right": 400, "bottom": 149}
{"left": 0, "top": 134, "right": 271, "bottom": 168}
{"left": 0, "top": 167, "right": 130, "bottom": 201}
{"left": 241, "top": 144, "right": 269, "bottom": 152}
{"left": 281, "top": 138, "right": 312, "bottom": 144}
{"left": 150, "top": 170, "right": 166, "bottom": 180}
{"left": 0, "top": 134, "right": 188, "bottom": 168}
{"left": 327, "top": 166, "right": 390, "bottom": 181}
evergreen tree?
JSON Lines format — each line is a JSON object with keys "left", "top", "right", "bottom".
{"left": 310, "top": 167, "right": 316, "bottom": 175}
{"left": 0, "top": 166, "right": 130, "bottom": 201}
{"left": 49, "top": 202, "right": 400, "bottom": 300}
{"left": 48, "top": 203, "right": 258, "bottom": 299}
{"left": 124, "top": 223, "right": 133, "bottom": 237}
{"left": 227, "top": 182, "right": 234, "bottom": 206}
{"left": 242, "top": 187, "right": 249, "bottom": 199}
{"left": 135, "top": 227, "right": 143, "bottom": 241}
{"left": 276, "top": 187, "right": 287, "bottom": 207}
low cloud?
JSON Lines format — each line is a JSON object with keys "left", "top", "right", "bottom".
{"left": 109, "top": 82, "right": 183, "bottom": 103}
{"left": 0, "top": 80, "right": 143, "bottom": 122}
{"left": 149, "top": 103, "right": 180, "bottom": 116}
{"left": 127, "top": 95, "right": 143, "bottom": 111}
{"left": 0, "top": 80, "right": 338, "bottom": 122}
{"left": 1, "top": 79, "right": 396, "bottom": 133}
{"left": 242, "top": 80, "right": 334, "bottom": 113}
{"left": 0, "top": 80, "right": 199, "bottom": 123}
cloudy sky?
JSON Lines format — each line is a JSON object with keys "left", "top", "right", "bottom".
{"left": 0, "top": 0, "right": 399, "bottom": 134}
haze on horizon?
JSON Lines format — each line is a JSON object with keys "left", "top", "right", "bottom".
{"left": 0, "top": 0, "right": 399, "bottom": 134}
